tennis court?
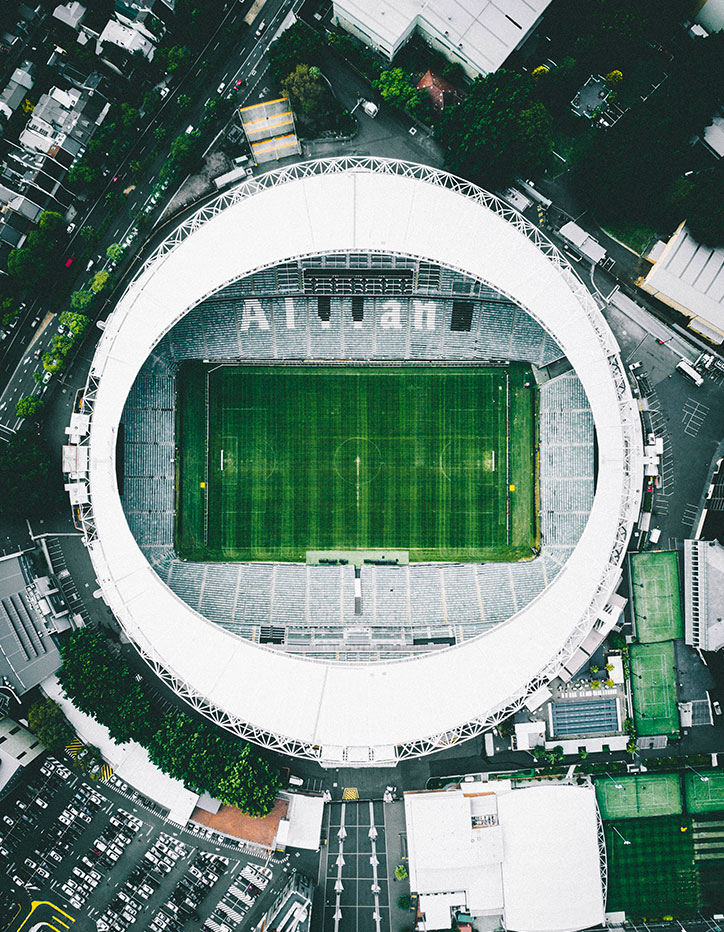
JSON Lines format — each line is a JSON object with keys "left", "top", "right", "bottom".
{"left": 630, "top": 641, "right": 680, "bottom": 737}
{"left": 629, "top": 550, "right": 683, "bottom": 643}
{"left": 595, "top": 773, "right": 683, "bottom": 820}
{"left": 684, "top": 770, "right": 724, "bottom": 813}
{"left": 604, "top": 816, "right": 700, "bottom": 918}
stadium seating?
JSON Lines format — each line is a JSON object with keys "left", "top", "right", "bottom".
{"left": 118, "top": 259, "right": 593, "bottom": 661}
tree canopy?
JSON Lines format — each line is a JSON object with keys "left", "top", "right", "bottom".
{"left": 28, "top": 699, "right": 74, "bottom": 752}
{"left": 269, "top": 21, "right": 323, "bottom": 83}
{"left": 0, "top": 428, "right": 63, "bottom": 517}
{"left": 435, "top": 70, "right": 553, "bottom": 188}
{"left": 58, "top": 628, "right": 281, "bottom": 816}
{"left": 8, "top": 211, "right": 67, "bottom": 298}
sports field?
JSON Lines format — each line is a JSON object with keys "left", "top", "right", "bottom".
{"left": 604, "top": 816, "right": 700, "bottom": 918}
{"left": 595, "top": 773, "right": 682, "bottom": 820}
{"left": 176, "top": 363, "right": 538, "bottom": 562}
{"left": 684, "top": 770, "right": 724, "bottom": 813}
{"left": 630, "top": 641, "right": 680, "bottom": 737}
{"left": 630, "top": 550, "right": 683, "bottom": 643}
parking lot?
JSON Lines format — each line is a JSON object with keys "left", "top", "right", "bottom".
{"left": 0, "top": 755, "right": 290, "bottom": 932}
{"left": 321, "top": 801, "right": 391, "bottom": 932}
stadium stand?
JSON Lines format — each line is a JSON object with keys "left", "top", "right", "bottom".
{"left": 118, "top": 258, "right": 593, "bottom": 661}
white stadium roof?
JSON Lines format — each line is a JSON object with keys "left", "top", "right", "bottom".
{"left": 79, "top": 158, "right": 642, "bottom": 764}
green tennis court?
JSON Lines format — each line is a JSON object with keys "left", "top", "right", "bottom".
{"left": 176, "top": 362, "right": 538, "bottom": 562}
{"left": 685, "top": 770, "right": 724, "bottom": 813}
{"left": 630, "top": 641, "right": 680, "bottom": 737}
{"left": 629, "top": 550, "right": 683, "bottom": 643}
{"left": 595, "top": 772, "right": 683, "bottom": 819}
{"left": 604, "top": 816, "right": 700, "bottom": 918}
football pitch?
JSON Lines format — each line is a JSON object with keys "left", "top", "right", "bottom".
{"left": 176, "top": 363, "right": 538, "bottom": 562}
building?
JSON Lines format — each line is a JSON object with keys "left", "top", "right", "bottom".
{"left": 404, "top": 781, "right": 606, "bottom": 932}
{"left": 332, "top": 0, "right": 553, "bottom": 79}
{"left": 640, "top": 223, "right": 724, "bottom": 345}
{"left": 0, "top": 552, "right": 65, "bottom": 703}
{"left": 695, "top": 0, "right": 724, "bottom": 33}
{"left": 416, "top": 70, "right": 463, "bottom": 111}
{"left": 19, "top": 84, "right": 110, "bottom": 161}
{"left": 253, "top": 871, "right": 314, "bottom": 932}
{"left": 702, "top": 111, "right": 724, "bottom": 159}
{"left": 684, "top": 539, "right": 724, "bottom": 652}
{"left": 0, "top": 60, "right": 34, "bottom": 121}
{"left": 0, "top": 717, "right": 45, "bottom": 800}
{"left": 95, "top": 16, "right": 157, "bottom": 64}
{"left": 68, "top": 157, "right": 642, "bottom": 766}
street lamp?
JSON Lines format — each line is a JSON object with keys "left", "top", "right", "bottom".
{"left": 610, "top": 825, "right": 631, "bottom": 845}
{"left": 686, "top": 765, "right": 709, "bottom": 782}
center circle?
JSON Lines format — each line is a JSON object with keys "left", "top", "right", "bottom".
{"left": 333, "top": 437, "right": 383, "bottom": 485}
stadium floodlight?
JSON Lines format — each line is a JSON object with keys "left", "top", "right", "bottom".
{"left": 604, "top": 772, "right": 623, "bottom": 789}
{"left": 610, "top": 826, "right": 631, "bottom": 845}
{"left": 686, "top": 765, "right": 709, "bottom": 782}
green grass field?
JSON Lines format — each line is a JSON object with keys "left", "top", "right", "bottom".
{"left": 630, "top": 641, "right": 680, "bottom": 737}
{"left": 595, "top": 773, "right": 683, "bottom": 820}
{"left": 630, "top": 550, "right": 683, "bottom": 643}
{"left": 604, "top": 816, "right": 700, "bottom": 918}
{"left": 176, "top": 363, "right": 538, "bottom": 562}
{"left": 685, "top": 771, "right": 724, "bottom": 813}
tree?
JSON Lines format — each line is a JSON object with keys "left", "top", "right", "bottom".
{"left": 70, "top": 289, "right": 94, "bottom": 310}
{"left": 90, "top": 270, "right": 109, "bottom": 293}
{"left": 394, "top": 864, "right": 408, "bottom": 881}
{"left": 27, "top": 699, "right": 74, "bottom": 752}
{"left": 15, "top": 395, "right": 44, "bottom": 418}
{"left": 0, "top": 428, "right": 63, "bottom": 516}
{"left": 176, "top": 93, "right": 191, "bottom": 110}
{"left": 7, "top": 210, "right": 66, "bottom": 298}
{"left": 216, "top": 746, "right": 280, "bottom": 816}
{"left": 106, "top": 243, "right": 124, "bottom": 262}
{"left": 157, "top": 44, "right": 190, "bottom": 73}
{"left": 80, "top": 225, "right": 97, "bottom": 245}
{"left": 0, "top": 297, "right": 18, "bottom": 326}
{"left": 436, "top": 70, "right": 553, "bottom": 188}
{"left": 268, "top": 20, "right": 323, "bottom": 83}
{"left": 59, "top": 311, "right": 90, "bottom": 337}
{"left": 68, "top": 163, "right": 100, "bottom": 188}
{"left": 283, "top": 64, "right": 326, "bottom": 118}
{"left": 685, "top": 160, "right": 724, "bottom": 247}
{"left": 58, "top": 628, "right": 160, "bottom": 745}
{"left": 397, "top": 896, "right": 411, "bottom": 910}
{"left": 605, "top": 69, "right": 623, "bottom": 87}
{"left": 374, "top": 68, "right": 430, "bottom": 121}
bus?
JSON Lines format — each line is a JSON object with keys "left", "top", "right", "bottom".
{"left": 676, "top": 359, "right": 703, "bottom": 387}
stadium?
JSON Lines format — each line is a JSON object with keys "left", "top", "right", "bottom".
{"left": 73, "top": 157, "right": 643, "bottom": 766}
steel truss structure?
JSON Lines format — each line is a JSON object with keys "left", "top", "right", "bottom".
{"left": 70, "top": 158, "right": 644, "bottom": 765}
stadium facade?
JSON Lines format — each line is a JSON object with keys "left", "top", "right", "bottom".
{"left": 67, "top": 158, "right": 643, "bottom": 766}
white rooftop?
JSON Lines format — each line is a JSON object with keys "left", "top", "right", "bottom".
{"left": 641, "top": 223, "right": 724, "bottom": 341}
{"left": 334, "top": 0, "right": 552, "bottom": 75}
{"left": 405, "top": 783, "right": 605, "bottom": 932}
{"left": 81, "top": 157, "right": 641, "bottom": 764}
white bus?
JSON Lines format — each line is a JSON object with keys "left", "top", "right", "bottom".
{"left": 676, "top": 359, "right": 703, "bottom": 387}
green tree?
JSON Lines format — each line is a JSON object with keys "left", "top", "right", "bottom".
{"left": 90, "top": 270, "right": 109, "bottom": 293}
{"left": 394, "top": 864, "right": 408, "bottom": 881}
{"left": 216, "top": 746, "right": 280, "bottom": 816}
{"left": 68, "top": 163, "right": 100, "bottom": 187}
{"left": 7, "top": 210, "right": 66, "bottom": 297}
{"left": 70, "top": 289, "right": 94, "bottom": 310}
{"left": 268, "top": 20, "right": 323, "bottom": 83}
{"left": 15, "top": 395, "right": 44, "bottom": 418}
{"left": 283, "top": 64, "right": 326, "bottom": 118}
{"left": 374, "top": 68, "right": 430, "bottom": 121}
{"left": 176, "top": 93, "right": 191, "bottom": 111}
{"left": 160, "top": 131, "right": 201, "bottom": 182}
{"left": 59, "top": 311, "right": 90, "bottom": 337}
{"left": 27, "top": 699, "right": 74, "bottom": 752}
{"left": 436, "top": 70, "right": 553, "bottom": 187}
{"left": 58, "top": 628, "right": 160, "bottom": 745}
{"left": 1, "top": 297, "right": 18, "bottom": 326}
{"left": 397, "top": 895, "right": 411, "bottom": 910}
{"left": 0, "top": 429, "right": 63, "bottom": 516}
{"left": 106, "top": 243, "right": 124, "bottom": 262}
{"left": 80, "top": 225, "right": 97, "bottom": 245}
{"left": 157, "top": 44, "right": 190, "bottom": 73}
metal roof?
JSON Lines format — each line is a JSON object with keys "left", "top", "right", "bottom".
{"left": 78, "top": 157, "right": 642, "bottom": 764}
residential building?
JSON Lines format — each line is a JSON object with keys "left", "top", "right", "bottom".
{"left": 0, "top": 717, "right": 45, "bottom": 800}
{"left": 332, "top": 0, "right": 553, "bottom": 78}
{"left": 0, "top": 60, "right": 34, "bottom": 121}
